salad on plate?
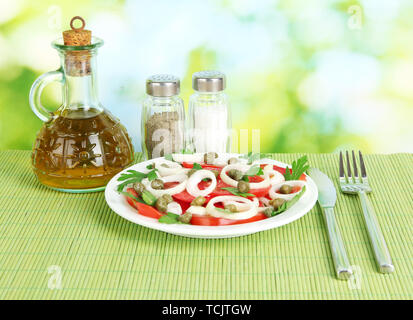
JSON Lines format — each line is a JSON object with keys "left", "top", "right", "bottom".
{"left": 117, "top": 152, "right": 309, "bottom": 227}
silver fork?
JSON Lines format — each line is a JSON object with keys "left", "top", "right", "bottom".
{"left": 339, "top": 151, "right": 394, "bottom": 274}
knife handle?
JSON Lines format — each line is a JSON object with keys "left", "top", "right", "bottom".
{"left": 322, "top": 207, "right": 353, "bottom": 280}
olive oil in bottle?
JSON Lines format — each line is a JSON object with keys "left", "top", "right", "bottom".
{"left": 29, "top": 17, "right": 134, "bottom": 192}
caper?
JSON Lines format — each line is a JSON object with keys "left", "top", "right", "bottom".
{"left": 227, "top": 157, "right": 238, "bottom": 165}
{"left": 237, "top": 181, "right": 250, "bottom": 193}
{"left": 279, "top": 184, "right": 292, "bottom": 194}
{"left": 269, "top": 198, "right": 286, "bottom": 210}
{"left": 178, "top": 212, "right": 192, "bottom": 224}
{"left": 151, "top": 179, "right": 164, "bottom": 190}
{"left": 204, "top": 152, "right": 218, "bottom": 164}
{"left": 132, "top": 182, "right": 146, "bottom": 196}
{"left": 224, "top": 204, "right": 238, "bottom": 213}
{"left": 155, "top": 197, "right": 168, "bottom": 213}
{"left": 211, "top": 169, "right": 220, "bottom": 178}
{"left": 161, "top": 194, "right": 173, "bottom": 204}
{"left": 263, "top": 207, "right": 273, "bottom": 217}
{"left": 191, "top": 196, "right": 206, "bottom": 206}
{"left": 228, "top": 169, "right": 244, "bottom": 181}
{"left": 188, "top": 169, "right": 197, "bottom": 177}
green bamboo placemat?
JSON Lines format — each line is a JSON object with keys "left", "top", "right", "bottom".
{"left": 0, "top": 150, "right": 412, "bottom": 300}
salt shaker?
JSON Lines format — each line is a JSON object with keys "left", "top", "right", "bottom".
{"left": 141, "top": 75, "right": 185, "bottom": 159}
{"left": 188, "top": 71, "right": 231, "bottom": 153}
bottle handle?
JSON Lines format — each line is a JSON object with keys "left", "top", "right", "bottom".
{"left": 29, "top": 70, "right": 64, "bottom": 122}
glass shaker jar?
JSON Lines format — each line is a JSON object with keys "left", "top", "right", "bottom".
{"left": 188, "top": 71, "right": 231, "bottom": 154}
{"left": 141, "top": 75, "right": 185, "bottom": 159}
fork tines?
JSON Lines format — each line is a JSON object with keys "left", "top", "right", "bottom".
{"left": 339, "top": 150, "right": 368, "bottom": 183}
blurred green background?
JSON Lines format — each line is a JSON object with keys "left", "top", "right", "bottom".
{"left": 0, "top": 0, "right": 412, "bottom": 154}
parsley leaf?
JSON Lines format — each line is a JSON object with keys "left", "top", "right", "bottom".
{"left": 158, "top": 212, "right": 183, "bottom": 224}
{"left": 116, "top": 170, "right": 148, "bottom": 192}
{"left": 284, "top": 156, "right": 309, "bottom": 181}
{"left": 164, "top": 154, "right": 174, "bottom": 161}
{"left": 239, "top": 152, "right": 270, "bottom": 165}
{"left": 147, "top": 169, "right": 158, "bottom": 181}
{"left": 245, "top": 165, "right": 264, "bottom": 176}
{"left": 270, "top": 186, "right": 306, "bottom": 217}
{"left": 221, "top": 187, "right": 256, "bottom": 198}
{"left": 180, "top": 149, "right": 194, "bottom": 154}
{"left": 192, "top": 163, "right": 203, "bottom": 170}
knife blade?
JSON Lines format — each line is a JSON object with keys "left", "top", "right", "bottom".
{"left": 308, "top": 167, "right": 353, "bottom": 280}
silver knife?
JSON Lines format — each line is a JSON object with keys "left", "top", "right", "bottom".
{"left": 308, "top": 167, "right": 353, "bottom": 280}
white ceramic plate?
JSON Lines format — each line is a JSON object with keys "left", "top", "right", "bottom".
{"left": 105, "top": 154, "right": 318, "bottom": 239}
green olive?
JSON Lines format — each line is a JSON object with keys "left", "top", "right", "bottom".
{"left": 155, "top": 198, "right": 168, "bottom": 212}
{"left": 279, "top": 184, "right": 292, "bottom": 194}
{"left": 160, "top": 163, "right": 169, "bottom": 168}
{"left": 227, "top": 157, "right": 238, "bottom": 165}
{"left": 161, "top": 194, "right": 173, "bottom": 204}
{"left": 211, "top": 169, "right": 220, "bottom": 178}
{"left": 237, "top": 181, "right": 250, "bottom": 193}
{"left": 224, "top": 204, "right": 238, "bottom": 213}
{"left": 151, "top": 179, "right": 164, "bottom": 190}
{"left": 269, "top": 198, "right": 286, "bottom": 210}
{"left": 228, "top": 169, "right": 244, "bottom": 181}
{"left": 191, "top": 196, "right": 206, "bottom": 206}
{"left": 263, "top": 207, "right": 273, "bottom": 217}
{"left": 132, "top": 182, "right": 146, "bottom": 196}
{"left": 204, "top": 152, "right": 218, "bottom": 164}
{"left": 187, "top": 169, "right": 197, "bottom": 177}
{"left": 178, "top": 212, "right": 192, "bottom": 224}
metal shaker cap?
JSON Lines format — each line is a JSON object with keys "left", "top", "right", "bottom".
{"left": 146, "top": 74, "right": 180, "bottom": 97}
{"left": 192, "top": 70, "right": 226, "bottom": 92}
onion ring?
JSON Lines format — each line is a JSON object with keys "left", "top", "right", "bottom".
{"left": 220, "top": 164, "right": 270, "bottom": 189}
{"left": 167, "top": 202, "right": 182, "bottom": 215}
{"left": 186, "top": 169, "right": 217, "bottom": 197}
{"left": 206, "top": 196, "right": 258, "bottom": 220}
{"left": 172, "top": 153, "right": 204, "bottom": 164}
{"left": 269, "top": 180, "right": 306, "bottom": 201}
{"left": 143, "top": 174, "right": 188, "bottom": 197}
{"left": 223, "top": 197, "right": 259, "bottom": 211}
{"left": 263, "top": 164, "right": 285, "bottom": 185}
{"left": 154, "top": 159, "right": 183, "bottom": 177}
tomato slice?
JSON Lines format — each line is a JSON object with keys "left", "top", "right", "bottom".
{"left": 291, "top": 186, "right": 301, "bottom": 193}
{"left": 125, "top": 188, "right": 163, "bottom": 219}
{"left": 190, "top": 213, "right": 267, "bottom": 226}
{"left": 172, "top": 180, "right": 213, "bottom": 203}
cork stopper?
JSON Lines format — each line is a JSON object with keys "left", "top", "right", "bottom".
{"left": 62, "top": 16, "right": 93, "bottom": 77}
{"left": 63, "top": 16, "right": 91, "bottom": 46}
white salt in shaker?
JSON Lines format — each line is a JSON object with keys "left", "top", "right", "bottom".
{"left": 188, "top": 71, "right": 231, "bottom": 154}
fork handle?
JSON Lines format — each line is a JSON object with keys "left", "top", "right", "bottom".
{"left": 323, "top": 207, "right": 353, "bottom": 280}
{"left": 358, "top": 191, "right": 394, "bottom": 273}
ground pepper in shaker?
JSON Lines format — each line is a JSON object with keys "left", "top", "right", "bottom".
{"left": 141, "top": 75, "right": 185, "bottom": 159}
{"left": 188, "top": 71, "right": 231, "bottom": 154}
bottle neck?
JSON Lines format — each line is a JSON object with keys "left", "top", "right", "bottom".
{"left": 60, "top": 50, "right": 101, "bottom": 115}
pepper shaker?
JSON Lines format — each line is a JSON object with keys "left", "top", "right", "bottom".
{"left": 187, "top": 71, "right": 231, "bottom": 154}
{"left": 141, "top": 74, "right": 185, "bottom": 159}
